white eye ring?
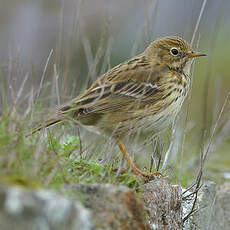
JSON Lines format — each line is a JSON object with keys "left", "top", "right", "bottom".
{"left": 170, "top": 47, "right": 179, "bottom": 56}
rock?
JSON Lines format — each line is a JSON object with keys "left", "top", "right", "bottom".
{"left": 0, "top": 183, "right": 147, "bottom": 230}
{"left": 183, "top": 181, "right": 230, "bottom": 230}
{"left": 213, "top": 182, "right": 230, "bottom": 229}
{"left": 0, "top": 185, "right": 91, "bottom": 230}
{"left": 142, "top": 179, "right": 183, "bottom": 230}
{"left": 182, "top": 181, "right": 216, "bottom": 230}
{"left": 63, "top": 183, "right": 147, "bottom": 230}
{"left": 1, "top": 181, "right": 230, "bottom": 230}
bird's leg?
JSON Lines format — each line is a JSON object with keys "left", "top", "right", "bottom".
{"left": 116, "top": 136, "right": 160, "bottom": 180}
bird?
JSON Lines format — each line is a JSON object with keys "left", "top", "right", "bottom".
{"left": 28, "top": 36, "right": 206, "bottom": 179}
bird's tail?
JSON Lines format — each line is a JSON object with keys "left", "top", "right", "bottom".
{"left": 25, "top": 117, "right": 62, "bottom": 137}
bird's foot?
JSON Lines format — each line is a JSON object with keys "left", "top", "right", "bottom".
{"left": 130, "top": 164, "right": 161, "bottom": 181}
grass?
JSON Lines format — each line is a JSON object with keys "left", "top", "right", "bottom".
{"left": 0, "top": 110, "right": 141, "bottom": 192}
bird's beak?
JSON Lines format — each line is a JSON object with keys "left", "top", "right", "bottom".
{"left": 187, "top": 52, "right": 207, "bottom": 58}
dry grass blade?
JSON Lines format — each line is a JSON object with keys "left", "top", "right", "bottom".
{"left": 54, "top": 64, "right": 60, "bottom": 106}
{"left": 183, "top": 172, "right": 202, "bottom": 223}
{"left": 160, "top": 120, "right": 177, "bottom": 173}
{"left": 182, "top": 184, "right": 203, "bottom": 200}
{"left": 37, "top": 49, "right": 54, "bottom": 100}
{"left": 12, "top": 73, "right": 29, "bottom": 108}
{"left": 203, "top": 92, "right": 230, "bottom": 162}
{"left": 190, "top": 0, "right": 207, "bottom": 46}
{"left": 182, "top": 181, "right": 198, "bottom": 195}
{"left": 183, "top": 92, "right": 230, "bottom": 223}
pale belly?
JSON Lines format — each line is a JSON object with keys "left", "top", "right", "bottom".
{"left": 144, "top": 96, "right": 184, "bottom": 133}
{"left": 87, "top": 94, "right": 186, "bottom": 141}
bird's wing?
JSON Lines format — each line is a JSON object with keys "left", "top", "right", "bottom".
{"left": 59, "top": 59, "right": 167, "bottom": 116}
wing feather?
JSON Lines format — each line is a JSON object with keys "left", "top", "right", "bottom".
{"left": 59, "top": 58, "right": 167, "bottom": 116}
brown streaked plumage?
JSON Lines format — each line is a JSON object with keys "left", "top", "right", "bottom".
{"left": 29, "top": 36, "right": 206, "bottom": 179}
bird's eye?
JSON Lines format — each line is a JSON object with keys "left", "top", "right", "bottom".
{"left": 170, "top": 47, "right": 179, "bottom": 56}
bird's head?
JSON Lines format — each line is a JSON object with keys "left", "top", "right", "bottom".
{"left": 145, "top": 36, "right": 206, "bottom": 72}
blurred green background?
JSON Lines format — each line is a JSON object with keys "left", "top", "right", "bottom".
{"left": 0, "top": 0, "right": 230, "bottom": 186}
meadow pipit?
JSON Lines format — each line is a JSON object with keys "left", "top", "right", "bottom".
{"left": 29, "top": 36, "right": 206, "bottom": 179}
